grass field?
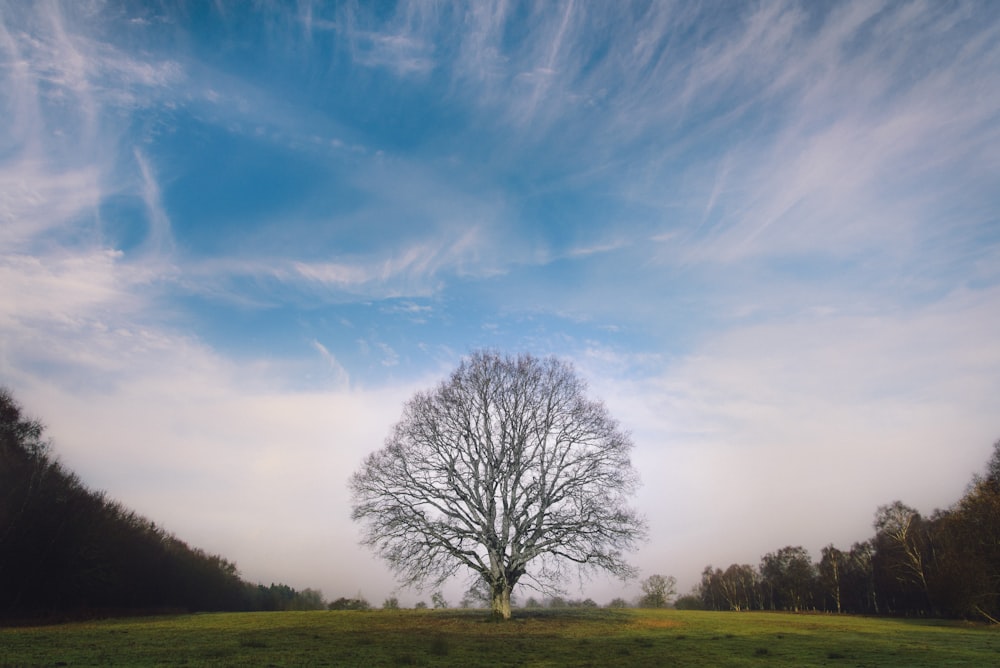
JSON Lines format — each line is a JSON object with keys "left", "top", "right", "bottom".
{"left": 1, "top": 608, "right": 997, "bottom": 667}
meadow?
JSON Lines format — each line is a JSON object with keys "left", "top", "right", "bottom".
{"left": 1, "top": 608, "right": 997, "bottom": 667}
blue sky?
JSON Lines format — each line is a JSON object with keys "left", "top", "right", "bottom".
{"left": 2, "top": 0, "right": 999, "bottom": 603}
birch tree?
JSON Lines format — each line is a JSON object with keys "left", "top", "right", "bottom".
{"left": 819, "top": 545, "right": 844, "bottom": 613}
{"left": 350, "top": 351, "right": 646, "bottom": 620}
{"left": 873, "top": 501, "right": 932, "bottom": 610}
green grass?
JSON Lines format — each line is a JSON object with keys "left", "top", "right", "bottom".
{"left": 1, "top": 608, "right": 997, "bottom": 667}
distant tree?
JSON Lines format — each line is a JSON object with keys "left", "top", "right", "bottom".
{"left": 524, "top": 596, "right": 542, "bottom": 609}
{"left": 673, "top": 593, "right": 704, "bottom": 610}
{"left": 760, "top": 546, "right": 814, "bottom": 612}
{"left": 382, "top": 596, "right": 400, "bottom": 610}
{"left": 698, "top": 566, "right": 723, "bottom": 611}
{"left": 295, "top": 588, "right": 326, "bottom": 611}
{"left": 987, "top": 440, "right": 1000, "bottom": 484}
{"left": 872, "top": 501, "right": 932, "bottom": 613}
{"left": 0, "top": 388, "right": 50, "bottom": 534}
{"left": 955, "top": 443, "right": 1000, "bottom": 622}
{"left": 639, "top": 574, "right": 677, "bottom": 608}
{"left": 430, "top": 591, "right": 448, "bottom": 609}
{"left": 873, "top": 502, "right": 925, "bottom": 583}
{"left": 414, "top": 600, "right": 428, "bottom": 610}
{"left": 258, "top": 583, "right": 330, "bottom": 611}
{"left": 714, "top": 564, "right": 760, "bottom": 611}
{"left": 460, "top": 580, "right": 490, "bottom": 608}
{"left": 928, "top": 440, "right": 1000, "bottom": 621}
{"left": 350, "top": 351, "right": 646, "bottom": 619}
{"left": 328, "top": 596, "right": 370, "bottom": 611}
{"left": 547, "top": 595, "right": 567, "bottom": 608}
{"left": 842, "top": 540, "right": 877, "bottom": 615}
{"left": 606, "top": 597, "right": 629, "bottom": 608}
{"left": 818, "top": 545, "right": 845, "bottom": 613}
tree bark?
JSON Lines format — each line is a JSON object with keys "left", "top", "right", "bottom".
{"left": 491, "top": 584, "right": 512, "bottom": 620}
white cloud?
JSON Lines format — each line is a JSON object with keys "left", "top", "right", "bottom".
{"left": 455, "top": 1, "right": 511, "bottom": 84}
{"left": 1, "top": 2, "right": 182, "bottom": 145}
{"left": 668, "top": 2, "right": 1000, "bottom": 266}
{"left": 0, "top": 2, "right": 185, "bottom": 264}
{"left": 565, "top": 238, "right": 627, "bottom": 259}
{"left": 312, "top": 340, "right": 350, "bottom": 389}
{"left": 336, "top": 1, "right": 438, "bottom": 77}
{"left": 385, "top": 301, "right": 431, "bottom": 315}
{"left": 0, "top": 250, "right": 126, "bottom": 327}
{"left": 133, "top": 149, "right": 175, "bottom": 256}
{"left": 376, "top": 342, "right": 399, "bottom": 368}
{"left": 294, "top": 261, "right": 373, "bottom": 288}
{"left": 354, "top": 31, "right": 435, "bottom": 75}
{"left": 0, "top": 162, "right": 102, "bottom": 246}
{"left": 290, "top": 224, "right": 495, "bottom": 298}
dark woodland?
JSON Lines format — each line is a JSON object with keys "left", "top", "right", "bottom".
{"left": 0, "top": 389, "right": 322, "bottom": 621}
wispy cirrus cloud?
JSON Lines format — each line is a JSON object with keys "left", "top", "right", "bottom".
{"left": 350, "top": 31, "right": 435, "bottom": 76}
{"left": 0, "top": 162, "right": 102, "bottom": 246}
{"left": 620, "top": 0, "right": 1000, "bottom": 286}
{"left": 699, "top": 3, "right": 1000, "bottom": 263}
{"left": 0, "top": 3, "right": 189, "bottom": 391}
{"left": 303, "top": 0, "right": 997, "bottom": 311}
{"left": 0, "top": 1, "right": 183, "bottom": 251}
{"left": 291, "top": 224, "right": 490, "bottom": 297}
{"left": 0, "top": 250, "right": 127, "bottom": 328}
{"left": 162, "top": 220, "right": 502, "bottom": 307}
{"left": 133, "top": 149, "right": 175, "bottom": 257}
{"left": 311, "top": 340, "right": 350, "bottom": 389}
{"left": 331, "top": 0, "right": 438, "bottom": 76}
{"left": 1, "top": 1, "right": 182, "bottom": 146}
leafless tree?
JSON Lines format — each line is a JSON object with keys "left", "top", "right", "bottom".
{"left": 639, "top": 573, "right": 677, "bottom": 608}
{"left": 350, "top": 351, "right": 646, "bottom": 619}
{"left": 874, "top": 502, "right": 929, "bottom": 591}
{"left": 819, "top": 545, "right": 844, "bottom": 614}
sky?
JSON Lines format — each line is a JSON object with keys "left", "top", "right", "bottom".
{"left": 2, "top": 0, "right": 999, "bottom": 605}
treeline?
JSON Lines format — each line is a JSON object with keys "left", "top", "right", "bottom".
{"left": 0, "top": 389, "right": 323, "bottom": 621}
{"left": 682, "top": 440, "right": 1000, "bottom": 622}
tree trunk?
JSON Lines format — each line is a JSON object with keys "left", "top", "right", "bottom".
{"left": 491, "top": 584, "right": 512, "bottom": 620}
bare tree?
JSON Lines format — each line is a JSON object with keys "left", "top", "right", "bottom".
{"left": 350, "top": 351, "right": 646, "bottom": 619}
{"left": 819, "top": 545, "right": 844, "bottom": 613}
{"left": 639, "top": 574, "right": 677, "bottom": 608}
{"left": 873, "top": 501, "right": 933, "bottom": 611}
{"left": 718, "top": 564, "right": 760, "bottom": 611}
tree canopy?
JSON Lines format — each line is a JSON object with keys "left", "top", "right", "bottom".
{"left": 350, "top": 351, "right": 646, "bottom": 619}
{"left": 639, "top": 574, "right": 677, "bottom": 608}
